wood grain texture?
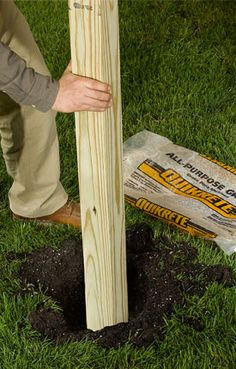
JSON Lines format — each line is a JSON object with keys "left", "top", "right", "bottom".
{"left": 68, "top": 0, "right": 128, "bottom": 331}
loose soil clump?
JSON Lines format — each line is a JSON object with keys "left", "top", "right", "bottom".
{"left": 19, "top": 224, "right": 234, "bottom": 348}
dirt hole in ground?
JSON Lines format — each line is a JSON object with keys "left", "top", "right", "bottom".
{"left": 18, "top": 224, "right": 234, "bottom": 348}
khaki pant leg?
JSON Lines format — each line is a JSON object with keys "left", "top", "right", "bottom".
{"left": 0, "top": 0, "right": 68, "bottom": 217}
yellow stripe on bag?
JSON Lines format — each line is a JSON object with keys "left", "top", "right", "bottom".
{"left": 138, "top": 161, "right": 236, "bottom": 219}
{"left": 125, "top": 195, "right": 216, "bottom": 239}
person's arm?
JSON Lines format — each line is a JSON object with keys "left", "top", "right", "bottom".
{"left": 0, "top": 42, "right": 112, "bottom": 113}
{"left": 0, "top": 42, "right": 58, "bottom": 112}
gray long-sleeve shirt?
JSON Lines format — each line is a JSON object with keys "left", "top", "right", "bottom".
{"left": 0, "top": 42, "right": 59, "bottom": 112}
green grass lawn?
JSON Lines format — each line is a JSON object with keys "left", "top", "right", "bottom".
{"left": 0, "top": 0, "right": 236, "bottom": 368}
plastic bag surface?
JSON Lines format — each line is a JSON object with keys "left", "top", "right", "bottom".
{"left": 124, "top": 130, "right": 236, "bottom": 254}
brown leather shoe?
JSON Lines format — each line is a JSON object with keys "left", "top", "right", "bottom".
{"left": 12, "top": 200, "right": 81, "bottom": 229}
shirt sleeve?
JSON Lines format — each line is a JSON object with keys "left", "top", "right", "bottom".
{"left": 0, "top": 42, "right": 59, "bottom": 112}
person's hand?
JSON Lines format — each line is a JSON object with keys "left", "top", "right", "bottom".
{"left": 52, "top": 62, "right": 112, "bottom": 113}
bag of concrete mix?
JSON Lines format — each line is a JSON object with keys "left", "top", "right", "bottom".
{"left": 123, "top": 130, "right": 236, "bottom": 254}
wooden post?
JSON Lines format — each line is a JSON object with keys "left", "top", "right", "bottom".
{"left": 68, "top": 0, "right": 128, "bottom": 331}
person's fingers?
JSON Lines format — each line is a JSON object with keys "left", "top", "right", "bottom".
{"left": 82, "top": 105, "right": 108, "bottom": 112}
{"left": 85, "top": 88, "right": 112, "bottom": 102}
{"left": 80, "top": 98, "right": 112, "bottom": 111}
{"left": 84, "top": 96, "right": 112, "bottom": 109}
{"left": 84, "top": 78, "right": 111, "bottom": 93}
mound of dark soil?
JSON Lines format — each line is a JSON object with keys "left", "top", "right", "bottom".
{"left": 19, "top": 224, "right": 234, "bottom": 348}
